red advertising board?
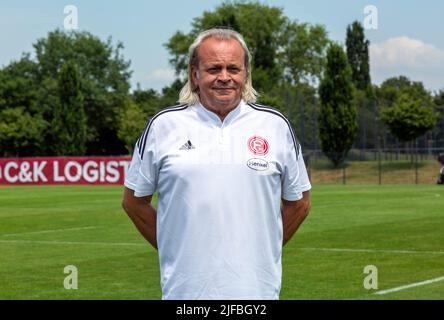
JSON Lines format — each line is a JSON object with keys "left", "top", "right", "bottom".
{"left": 0, "top": 156, "right": 132, "bottom": 185}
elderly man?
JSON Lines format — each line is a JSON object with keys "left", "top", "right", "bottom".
{"left": 122, "top": 28, "right": 311, "bottom": 300}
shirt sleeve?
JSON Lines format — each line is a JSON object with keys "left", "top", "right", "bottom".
{"left": 123, "top": 143, "right": 142, "bottom": 190}
{"left": 281, "top": 127, "right": 312, "bottom": 201}
{"left": 133, "top": 121, "right": 159, "bottom": 197}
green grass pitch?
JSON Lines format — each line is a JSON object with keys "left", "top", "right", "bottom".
{"left": 0, "top": 184, "right": 443, "bottom": 299}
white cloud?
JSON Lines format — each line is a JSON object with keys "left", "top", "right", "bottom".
{"left": 370, "top": 36, "right": 444, "bottom": 69}
{"left": 369, "top": 36, "right": 444, "bottom": 91}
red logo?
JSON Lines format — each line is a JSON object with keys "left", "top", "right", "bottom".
{"left": 247, "top": 136, "right": 269, "bottom": 155}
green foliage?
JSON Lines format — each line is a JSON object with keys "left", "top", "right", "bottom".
{"left": 37, "top": 30, "right": 131, "bottom": 155}
{"left": 256, "top": 93, "right": 285, "bottom": 113}
{"left": 346, "top": 21, "right": 371, "bottom": 91}
{"left": 344, "top": 21, "right": 376, "bottom": 149}
{"left": 51, "top": 61, "right": 87, "bottom": 156}
{"left": 0, "top": 55, "right": 40, "bottom": 114}
{"left": 117, "top": 99, "right": 148, "bottom": 154}
{"left": 381, "top": 93, "right": 438, "bottom": 142}
{"left": 318, "top": 44, "right": 357, "bottom": 167}
{"left": 158, "top": 79, "right": 184, "bottom": 107}
{"left": 0, "top": 107, "right": 47, "bottom": 156}
{"left": 282, "top": 22, "right": 329, "bottom": 85}
{"left": 376, "top": 76, "right": 432, "bottom": 107}
{"left": 433, "top": 90, "right": 444, "bottom": 108}
{"left": 375, "top": 76, "right": 437, "bottom": 144}
{"left": 0, "top": 30, "right": 132, "bottom": 156}
{"left": 132, "top": 86, "right": 161, "bottom": 116}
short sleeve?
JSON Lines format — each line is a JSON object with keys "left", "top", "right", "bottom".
{"left": 124, "top": 144, "right": 142, "bottom": 190}
{"left": 281, "top": 128, "right": 311, "bottom": 201}
{"left": 133, "top": 121, "right": 159, "bottom": 197}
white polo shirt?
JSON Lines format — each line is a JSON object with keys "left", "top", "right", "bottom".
{"left": 125, "top": 100, "right": 311, "bottom": 300}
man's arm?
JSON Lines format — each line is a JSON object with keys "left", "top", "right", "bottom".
{"left": 281, "top": 191, "right": 311, "bottom": 246}
{"left": 122, "top": 187, "right": 157, "bottom": 250}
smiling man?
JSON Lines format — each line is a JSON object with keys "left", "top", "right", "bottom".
{"left": 122, "top": 28, "right": 311, "bottom": 300}
{"left": 190, "top": 36, "right": 245, "bottom": 118}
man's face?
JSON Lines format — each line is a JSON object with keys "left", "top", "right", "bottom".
{"left": 192, "top": 37, "right": 247, "bottom": 111}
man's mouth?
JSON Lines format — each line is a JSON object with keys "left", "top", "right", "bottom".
{"left": 213, "top": 87, "right": 235, "bottom": 91}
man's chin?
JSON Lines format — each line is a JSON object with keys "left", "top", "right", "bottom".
{"left": 214, "top": 97, "right": 240, "bottom": 107}
{"left": 200, "top": 95, "right": 241, "bottom": 109}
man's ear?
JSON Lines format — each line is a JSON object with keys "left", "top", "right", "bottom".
{"left": 191, "top": 67, "right": 199, "bottom": 87}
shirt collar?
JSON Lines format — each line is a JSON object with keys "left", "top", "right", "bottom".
{"left": 195, "top": 99, "right": 245, "bottom": 127}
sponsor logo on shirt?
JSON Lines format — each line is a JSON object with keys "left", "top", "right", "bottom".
{"left": 179, "top": 140, "right": 195, "bottom": 150}
{"left": 247, "top": 136, "right": 269, "bottom": 156}
{"left": 246, "top": 158, "right": 269, "bottom": 171}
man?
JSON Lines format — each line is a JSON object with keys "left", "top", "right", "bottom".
{"left": 122, "top": 28, "right": 311, "bottom": 300}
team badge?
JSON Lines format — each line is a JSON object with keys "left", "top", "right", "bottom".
{"left": 247, "top": 136, "right": 269, "bottom": 156}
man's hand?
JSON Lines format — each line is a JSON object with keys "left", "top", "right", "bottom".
{"left": 122, "top": 187, "right": 158, "bottom": 250}
{"left": 281, "top": 191, "right": 311, "bottom": 246}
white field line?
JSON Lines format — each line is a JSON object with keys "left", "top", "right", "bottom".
{"left": 0, "top": 226, "right": 98, "bottom": 237}
{"left": 0, "top": 239, "right": 442, "bottom": 256}
{"left": 0, "top": 239, "right": 146, "bottom": 247}
{"left": 297, "top": 247, "right": 444, "bottom": 255}
{"left": 374, "top": 276, "right": 444, "bottom": 295}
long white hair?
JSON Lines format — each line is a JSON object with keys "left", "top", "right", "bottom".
{"left": 178, "top": 28, "right": 258, "bottom": 105}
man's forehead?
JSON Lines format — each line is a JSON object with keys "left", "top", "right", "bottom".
{"left": 199, "top": 36, "right": 242, "bottom": 46}
{"left": 196, "top": 37, "right": 245, "bottom": 64}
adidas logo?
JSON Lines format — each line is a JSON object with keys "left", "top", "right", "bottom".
{"left": 179, "top": 140, "right": 196, "bottom": 150}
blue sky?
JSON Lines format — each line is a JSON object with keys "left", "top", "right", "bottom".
{"left": 1, "top": 0, "right": 443, "bottom": 92}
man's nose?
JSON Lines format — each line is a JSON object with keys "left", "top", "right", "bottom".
{"left": 218, "top": 68, "right": 230, "bottom": 81}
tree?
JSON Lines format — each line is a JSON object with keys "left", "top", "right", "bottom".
{"left": 375, "top": 76, "right": 436, "bottom": 149}
{"left": 0, "top": 29, "right": 134, "bottom": 156}
{"left": 345, "top": 21, "right": 374, "bottom": 150}
{"left": 376, "top": 76, "right": 432, "bottom": 107}
{"left": 0, "top": 57, "right": 48, "bottom": 156}
{"left": 51, "top": 61, "right": 87, "bottom": 155}
{"left": 381, "top": 93, "right": 438, "bottom": 142}
{"left": 0, "top": 107, "right": 47, "bottom": 157}
{"left": 318, "top": 44, "right": 357, "bottom": 167}
{"left": 346, "top": 21, "right": 371, "bottom": 91}
{"left": 35, "top": 30, "right": 132, "bottom": 155}
{"left": 282, "top": 22, "right": 329, "bottom": 86}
